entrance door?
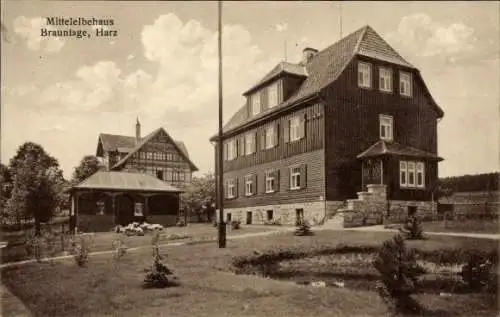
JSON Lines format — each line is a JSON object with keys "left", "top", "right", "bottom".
{"left": 246, "top": 211, "right": 252, "bottom": 225}
{"left": 295, "top": 208, "right": 304, "bottom": 225}
{"left": 408, "top": 206, "right": 417, "bottom": 218}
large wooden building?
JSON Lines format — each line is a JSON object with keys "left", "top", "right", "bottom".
{"left": 210, "top": 25, "right": 444, "bottom": 226}
{"left": 68, "top": 120, "right": 198, "bottom": 230}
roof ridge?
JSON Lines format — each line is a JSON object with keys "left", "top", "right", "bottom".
{"left": 353, "top": 25, "right": 370, "bottom": 55}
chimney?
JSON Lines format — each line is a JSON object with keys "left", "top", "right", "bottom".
{"left": 301, "top": 47, "right": 318, "bottom": 65}
{"left": 135, "top": 117, "right": 141, "bottom": 144}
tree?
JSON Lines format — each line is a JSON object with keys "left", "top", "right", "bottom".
{"left": 180, "top": 173, "right": 216, "bottom": 222}
{"left": 71, "top": 155, "right": 103, "bottom": 184}
{"left": 0, "top": 163, "right": 12, "bottom": 219}
{"left": 6, "top": 142, "right": 65, "bottom": 235}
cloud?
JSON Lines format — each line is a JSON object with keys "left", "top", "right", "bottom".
{"left": 386, "top": 13, "right": 479, "bottom": 65}
{"left": 13, "top": 16, "right": 64, "bottom": 53}
{"left": 3, "top": 13, "right": 279, "bottom": 176}
{"left": 275, "top": 22, "right": 288, "bottom": 32}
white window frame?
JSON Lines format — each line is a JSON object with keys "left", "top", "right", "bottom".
{"left": 227, "top": 139, "right": 237, "bottom": 160}
{"left": 227, "top": 179, "right": 236, "bottom": 198}
{"left": 290, "top": 116, "right": 301, "bottom": 142}
{"left": 290, "top": 166, "right": 301, "bottom": 190}
{"left": 265, "top": 170, "right": 275, "bottom": 193}
{"left": 358, "top": 62, "right": 372, "bottom": 88}
{"left": 379, "top": 67, "right": 393, "bottom": 92}
{"left": 251, "top": 92, "right": 261, "bottom": 116}
{"left": 416, "top": 162, "right": 425, "bottom": 188}
{"left": 399, "top": 71, "right": 412, "bottom": 97}
{"left": 379, "top": 115, "right": 393, "bottom": 142}
{"left": 244, "top": 133, "right": 255, "bottom": 155}
{"left": 265, "top": 126, "right": 275, "bottom": 149}
{"left": 245, "top": 175, "right": 253, "bottom": 196}
{"left": 399, "top": 161, "right": 407, "bottom": 187}
{"left": 267, "top": 81, "right": 279, "bottom": 108}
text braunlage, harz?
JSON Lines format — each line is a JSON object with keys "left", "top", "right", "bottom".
{"left": 40, "top": 17, "right": 118, "bottom": 39}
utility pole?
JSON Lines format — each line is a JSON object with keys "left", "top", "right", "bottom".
{"left": 284, "top": 39, "right": 287, "bottom": 62}
{"left": 217, "top": 0, "right": 227, "bottom": 248}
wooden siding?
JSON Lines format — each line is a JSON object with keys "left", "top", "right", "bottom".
{"left": 324, "top": 57, "right": 440, "bottom": 201}
{"left": 223, "top": 103, "right": 324, "bottom": 172}
{"left": 223, "top": 149, "right": 325, "bottom": 208}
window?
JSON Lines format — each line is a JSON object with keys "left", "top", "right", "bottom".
{"left": 267, "top": 210, "right": 274, "bottom": 221}
{"left": 172, "top": 169, "right": 178, "bottom": 181}
{"left": 379, "top": 115, "right": 393, "bottom": 142}
{"left": 156, "top": 170, "right": 163, "bottom": 180}
{"left": 226, "top": 179, "right": 236, "bottom": 198}
{"left": 267, "top": 81, "right": 279, "bottom": 108}
{"left": 251, "top": 92, "right": 261, "bottom": 116}
{"left": 185, "top": 172, "right": 191, "bottom": 183}
{"left": 265, "top": 126, "right": 276, "bottom": 149}
{"left": 290, "top": 166, "right": 301, "bottom": 190}
{"left": 416, "top": 162, "right": 424, "bottom": 188}
{"left": 227, "top": 139, "right": 237, "bottom": 160}
{"left": 265, "top": 170, "right": 276, "bottom": 193}
{"left": 146, "top": 152, "right": 153, "bottom": 159}
{"left": 408, "top": 162, "right": 415, "bottom": 187}
{"left": 290, "top": 117, "right": 301, "bottom": 141}
{"left": 358, "top": 62, "right": 372, "bottom": 88}
{"left": 167, "top": 153, "right": 173, "bottom": 161}
{"left": 399, "top": 161, "right": 407, "bottom": 187}
{"left": 245, "top": 175, "right": 253, "bottom": 196}
{"left": 400, "top": 160, "right": 425, "bottom": 189}
{"left": 244, "top": 133, "right": 255, "bottom": 155}
{"left": 165, "top": 168, "right": 173, "bottom": 182}
{"left": 379, "top": 67, "right": 393, "bottom": 92}
{"left": 179, "top": 172, "right": 185, "bottom": 182}
{"left": 399, "top": 71, "right": 412, "bottom": 97}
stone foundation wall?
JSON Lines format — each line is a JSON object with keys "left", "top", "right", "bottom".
{"left": 387, "top": 200, "right": 437, "bottom": 223}
{"left": 216, "top": 200, "right": 326, "bottom": 226}
{"left": 326, "top": 201, "right": 345, "bottom": 218}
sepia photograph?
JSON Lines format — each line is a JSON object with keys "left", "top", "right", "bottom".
{"left": 0, "top": 1, "right": 499, "bottom": 316}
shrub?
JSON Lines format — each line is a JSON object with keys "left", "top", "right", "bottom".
{"left": 24, "top": 233, "right": 42, "bottom": 262}
{"left": 372, "top": 234, "right": 425, "bottom": 314}
{"left": 112, "top": 237, "right": 127, "bottom": 262}
{"left": 231, "top": 220, "right": 241, "bottom": 230}
{"left": 460, "top": 254, "right": 498, "bottom": 292}
{"left": 294, "top": 220, "right": 314, "bottom": 236}
{"left": 399, "top": 215, "right": 424, "bottom": 240}
{"left": 72, "top": 234, "right": 92, "bottom": 267}
{"left": 143, "top": 232, "right": 177, "bottom": 288}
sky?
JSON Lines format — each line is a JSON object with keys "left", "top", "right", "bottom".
{"left": 1, "top": 1, "right": 499, "bottom": 179}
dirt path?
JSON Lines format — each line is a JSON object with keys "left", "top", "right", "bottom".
{"left": 341, "top": 225, "right": 500, "bottom": 240}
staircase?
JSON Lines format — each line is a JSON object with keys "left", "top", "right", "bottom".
{"left": 324, "top": 184, "right": 388, "bottom": 228}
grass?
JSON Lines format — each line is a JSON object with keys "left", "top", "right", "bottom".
{"left": 422, "top": 219, "right": 499, "bottom": 234}
{"left": 0, "top": 223, "right": 275, "bottom": 264}
{"left": 2, "top": 229, "right": 499, "bottom": 317}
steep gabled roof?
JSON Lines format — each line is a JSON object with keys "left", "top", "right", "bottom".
{"left": 213, "top": 25, "right": 443, "bottom": 140}
{"left": 243, "top": 62, "right": 308, "bottom": 96}
{"left": 357, "top": 140, "right": 443, "bottom": 161}
{"left": 110, "top": 128, "right": 198, "bottom": 172}
{"left": 98, "top": 133, "right": 191, "bottom": 159}
{"left": 69, "top": 171, "right": 183, "bottom": 193}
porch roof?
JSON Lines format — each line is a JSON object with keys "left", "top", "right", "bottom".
{"left": 68, "top": 171, "right": 184, "bottom": 193}
{"left": 357, "top": 140, "right": 444, "bottom": 161}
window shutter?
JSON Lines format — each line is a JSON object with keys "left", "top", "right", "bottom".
{"left": 274, "top": 123, "right": 279, "bottom": 147}
{"left": 235, "top": 178, "right": 240, "bottom": 197}
{"left": 260, "top": 130, "right": 266, "bottom": 150}
{"left": 275, "top": 169, "right": 280, "bottom": 191}
{"left": 300, "top": 113, "right": 307, "bottom": 139}
{"left": 223, "top": 143, "right": 227, "bottom": 160}
{"left": 300, "top": 164, "right": 307, "bottom": 189}
{"left": 277, "top": 79, "right": 283, "bottom": 104}
{"left": 253, "top": 174, "right": 257, "bottom": 195}
{"left": 261, "top": 171, "right": 266, "bottom": 194}
{"left": 284, "top": 120, "right": 290, "bottom": 143}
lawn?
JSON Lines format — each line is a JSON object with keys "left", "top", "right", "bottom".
{"left": 422, "top": 219, "right": 499, "bottom": 234}
{"left": 1, "top": 223, "right": 275, "bottom": 264}
{"left": 2, "top": 229, "right": 498, "bottom": 317}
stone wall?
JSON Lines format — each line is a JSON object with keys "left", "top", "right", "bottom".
{"left": 386, "top": 200, "right": 437, "bottom": 223}
{"left": 326, "top": 201, "right": 345, "bottom": 218}
{"left": 216, "top": 200, "right": 326, "bottom": 226}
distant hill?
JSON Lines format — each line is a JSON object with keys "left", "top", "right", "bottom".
{"left": 439, "top": 172, "right": 499, "bottom": 193}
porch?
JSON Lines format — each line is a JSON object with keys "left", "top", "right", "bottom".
{"left": 67, "top": 171, "right": 184, "bottom": 232}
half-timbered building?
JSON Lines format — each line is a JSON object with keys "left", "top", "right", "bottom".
{"left": 210, "top": 25, "right": 444, "bottom": 226}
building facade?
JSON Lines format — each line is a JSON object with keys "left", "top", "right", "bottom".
{"left": 96, "top": 119, "right": 198, "bottom": 186}
{"left": 210, "top": 25, "right": 444, "bottom": 226}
